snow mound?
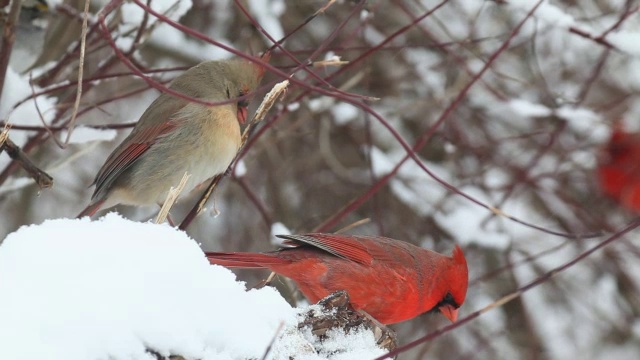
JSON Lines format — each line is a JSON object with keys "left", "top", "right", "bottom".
{"left": 0, "top": 214, "right": 390, "bottom": 360}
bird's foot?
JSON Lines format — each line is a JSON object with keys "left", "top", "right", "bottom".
{"left": 357, "top": 309, "right": 398, "bottom": 350}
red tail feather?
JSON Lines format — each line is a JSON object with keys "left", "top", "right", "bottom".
{"left": 77, "top": 199, "right": 105, "bottom": 218}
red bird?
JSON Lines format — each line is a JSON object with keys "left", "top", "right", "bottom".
{"left": 597, "top": 128, "right": 640, "bottom": 212}
{"left": 206, "top": 233, "right": 468, "bottom": 325}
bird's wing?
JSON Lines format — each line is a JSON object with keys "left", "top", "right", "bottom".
{"left": 276, "top": 233, "right": 374, "bottom": 265}
{"left": 92, "top": 115, "right": 179, "bottom": 199}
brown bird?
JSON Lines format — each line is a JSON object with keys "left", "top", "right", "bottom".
{"left": 78, "top": 57, "right": 266, "bottom": 217}
{"left": 207, "top": 233, "right": 469, "bottom": 324}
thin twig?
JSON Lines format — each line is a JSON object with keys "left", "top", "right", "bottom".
{"left": 28, "top": 73, "right": 65, "bottom": 148}
{"left": 234, "top": 176, "right": 272, "bottom": 229}
{"left": 568, "top": 27, "right": 615, "bottom": 50}
{"left": 260, "top": 321, "right": 285, "bottom": 360}
{"left": 335, "top": 218, "right": 370, "bottom": 234}
{"left": 155, "top": 172, "right": 190, "bottom": 224}
{"left": 0, "top": 0, "right": 21, "bottom": 100}
{"left": 253, "top": 271, "right": 277, "bottom": 290}
{"left": 0, "top": 126, "right": 8, "bottom": 147}
{"left": 64, "top": 0, "right": 92, "bottom": 145}
{"left": 0, "top": 121, "right": 137, "bottom": 132}
{"left": 0, "top": 134, "right": 53, "bottom": 189}
{"left": 312, "top": 57, "right": 350, "bottom": 68}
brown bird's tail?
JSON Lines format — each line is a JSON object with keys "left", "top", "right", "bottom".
{"left": 76, "top": 199, "right": 105, "bottom": 219}
{"left": 206, "top": 252, "right": 289, "bottom": 268}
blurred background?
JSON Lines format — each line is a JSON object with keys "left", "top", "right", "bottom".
{"left": 1, "top": 0, "right": 640, "bottom": 359}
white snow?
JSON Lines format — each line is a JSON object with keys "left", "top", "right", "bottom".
{"left": 0, "top": 68, "right": 57, "bottom": 169}
{"left": 370, "top": 146, "right": 449, "bottom": 216}
{"left": 270, "top": 221, "right": 291, "bottom": 246}
{"left": 271, "top": 304, "right": 387, "bottom": 360}
{"left": 308, "top": 96, "right": 335, "bottom": 113}
{"left": 287, "top": 102, "right": 301, "bottom": 112}
{"left": 403, "top": 49, "right": 447, "bottom": 99}
{"left": 248, "top": 0, "right": 286, "bottom": 42}
{"left": 0, "top": 177, "right": 35, "bottom": 196}
{"left": 508, "top": 99, "right": 553, "bottom": 118}
{"left": 234, "top": 158, "right": 247, "bottom": 177}
{"left": 434, "top": 188, "right": 511, "bottom": 250}
{"left": 60, "top": 126, "right": 118, "bottom": 144}
{"left": 0, "top": 214, "right": 387, "bottom": 360}
{"left": 331, "top": 102, "right": 359, "bottom": 126}
{"left": 555, "top": 105, "right": 608, "bottom": 142}
{"left": 148, "top": 29, "right": 235, "bottom": 63}
{"left": 607, "top": 30, "right": 640, "bottom": 58}
{"left": 118, "top": 0, "right": 194, "bottom": 50}
{"left": 509, "top": 0, "right": 576, "bottom": 28}
{"left": 273, "top": 326, "right": 386, "bottom": 360}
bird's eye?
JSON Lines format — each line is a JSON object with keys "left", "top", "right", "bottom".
{"left": 444, "top": 292, "right": 457, "bottom": 306}
{"left": 237, "top": 92, "right": 249, "bottom": 108}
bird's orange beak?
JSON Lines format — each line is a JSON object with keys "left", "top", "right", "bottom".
{"left": 237, "top": 107, "right": 248, "bottom": 124}
{"left": 440, "top": 304, "right": 459, "bottom": 323}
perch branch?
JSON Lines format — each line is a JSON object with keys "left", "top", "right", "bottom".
{"left": 155, "top": 172, "right": 190, "bottom": 224}
{"left": 0, "top": 129, "right": 53, "bottom": 189}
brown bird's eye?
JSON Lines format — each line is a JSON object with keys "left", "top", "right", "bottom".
{"left": 237, "top": 92, "right": 249, "bottom": 108}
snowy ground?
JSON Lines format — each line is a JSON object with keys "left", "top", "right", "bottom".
{"left": 0, "top": 214, "right": 386, "bottom": 360}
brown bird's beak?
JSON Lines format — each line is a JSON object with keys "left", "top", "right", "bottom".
{"left": 237, "top": 107, "right": 248, "bottom": 124}
{"left": 440, "top": 304, "right": 459, "bottom": 323}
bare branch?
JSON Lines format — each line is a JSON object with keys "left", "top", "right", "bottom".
{"left": 0, "top": 132, "right": 53, "bottom": 189}
{"left": 0, "top": 0, "right": 21, "bottom": 99}
{"left": 156, "top": 172, "right": 190, "bottom": 224}
{"left": 63, "top": 0, "right": 92, "bottom": 145}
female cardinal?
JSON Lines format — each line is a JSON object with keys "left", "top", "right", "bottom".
{"left": 206, "top": 233, "right": 468, "bottom": 325}
{"left": 597, "top": 127, "right": 640, "bottom": 212}
{"left": 78, "top": 57, "right": 266, "bottom": 217}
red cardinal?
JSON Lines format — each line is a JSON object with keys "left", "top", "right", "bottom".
{"left": 597, "top": 128, "right": 640, "bottom": 212}
{"left": 206, "top": 233, "right": 468, "bottom": 324}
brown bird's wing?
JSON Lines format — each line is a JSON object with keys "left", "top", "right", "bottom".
{"left": 91, "top": 121, "right": 179, "bottom": 201}
{"left": 276, "top": 233, "right": 374, "bottom": 266}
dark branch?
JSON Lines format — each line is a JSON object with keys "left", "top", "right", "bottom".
{"left": 0, "top": 133, "right": 53, "bottom": 189}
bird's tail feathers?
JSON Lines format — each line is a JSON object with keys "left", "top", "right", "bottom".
{"left": 77, "top": 199, "right": 105, "bottom": 218}
{"left": 206, "top": 252, "right": 288, "bottom": 268}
